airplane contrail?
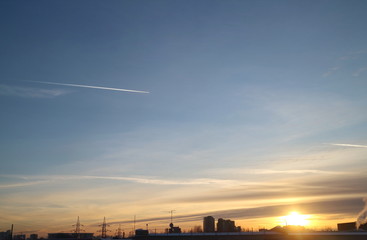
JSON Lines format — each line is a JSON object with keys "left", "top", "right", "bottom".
{"left": 28, "top": 81, "right": 149, "bottom": 94}
{"left": 330, "top": 143, "right": 367, "bottom": 148}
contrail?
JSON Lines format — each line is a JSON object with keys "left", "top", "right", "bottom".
{"left": 28, "top": 81, "right": 149, "bottom": 94}
{"left": 330, "top": 143, "right": 367, "bottom": 148}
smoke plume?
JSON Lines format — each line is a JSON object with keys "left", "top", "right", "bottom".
{"left": 356, "top": 197, "right": 367, "bottom": 229}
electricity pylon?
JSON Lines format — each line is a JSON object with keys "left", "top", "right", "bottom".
{"left": 99, "top": 217, "right": 111, "bottom": 238}
{"left": 72, "top": 216, "right": 84, "bottom": 239}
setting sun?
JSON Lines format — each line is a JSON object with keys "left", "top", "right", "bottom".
{"left": 282, "top": 212, "right": 310, "bottom": 226}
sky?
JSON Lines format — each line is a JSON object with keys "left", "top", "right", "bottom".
{"left": 1, "top": 0, "right": 367, "bottom": 236}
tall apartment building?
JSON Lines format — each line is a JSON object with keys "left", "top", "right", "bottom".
{"left": 217, "top": 218, "right": 237, "bottom": 232}
{"left": 203, "top": 216, "right": 215, "bottom": 232}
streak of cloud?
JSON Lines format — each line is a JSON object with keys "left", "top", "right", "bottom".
{"left": 353, "top": 66, "right": 367, "bottom": 77}
{"left": 0, "top": 84, "right": 68, "bottom": 98}
{"left": 243, "top": 169, "right": 349, "bottom": 175}
{"left": 322, "top": 66, "right": 339, "bottom": 77}
{"left": 0, "top": 180, "right": 49, "bottom": 189}
{"left": 338, "top": 50, "right": 366, "bottom": 61}
{"left": 168, "top": 175, "right": 367, "bottom": 204}
{"left": 29, "top": 81, "right": 149, "bottom": 94}
{"left": 203, "top": 167, "right": 352, "bottom": 177}
{"left": 172, "top": 186, "right": 364, "bottom": 205}
{"left": 106, "top": 198, "right": 363, "bottom": 226}
{"left": 330, "top": 143, "right": 367, "bottom": 148}
{"left": 0, "top": 174, "right": 237, "bottom": 188}
{"left": 81, "top": 175, "right": 235, "bottom": 185}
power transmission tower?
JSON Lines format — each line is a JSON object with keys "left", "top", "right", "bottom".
{"left": 99, "top": 217, "right": 110, "bottom": 238}
{"left": 115, "top": 224, "right": 123, "bottom": 239}
{"left": 72, "top": 216, "right": 84, "bottom": 239}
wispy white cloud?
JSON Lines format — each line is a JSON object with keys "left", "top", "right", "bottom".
{"left": 0, "top": 84, "right": 69, "bottom": 98}
{"left": 322, "top": 66, "right": 339, "bottom": 77}
{"left": 78, "top": 175, "right": 236, "bottom": 185}
{"left": 324, "top": 50, "right": 367, "bottom": 77}
{"left": 203, "top": 168, "right": 351, "bottom": 176}
{"left": 0, "top": 174, "right": 237, "bottom": 189}
{"left": 330, "top": 143, "right": 367, "bottom": 148}
{"left": 250, "top": 89, "right": 365, "bottom": 141}
{"left": 352, "top": 66, "right": 367, "bottom": 77}
{"left": 29, "top": 81, "right": 150, "bottom": 94}
{"left": 338, "top": 55, "right": 354, "bottom": 61}
{"left": 169, "top": 173, "right": 367, "bottom": 207}
{"left": 338, "top": 50, "right": 367, "bottom": 61}
{"left": 244, "top": 169, "right": 350, "bottom": 175}
{"left": 0, "top": 180, "right": 49, "bottom": 189}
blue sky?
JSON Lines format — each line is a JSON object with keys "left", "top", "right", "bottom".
{"left": 1, "top": 0, "right": 367, "bottom": 236}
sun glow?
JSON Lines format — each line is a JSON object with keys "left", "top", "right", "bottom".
{"left": 282, "top": 212, "right": 310, "bottom": 226}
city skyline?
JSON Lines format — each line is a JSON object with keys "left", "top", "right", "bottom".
{"left": 1, "top": 0, "right": 367, "bottom": 237}
{"left": 2, "top": 213, "right": 367, "bottom": 238}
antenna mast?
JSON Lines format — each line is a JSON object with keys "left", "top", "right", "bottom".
{"left": 169, "top": 210, "right": 176, "bottom": 224}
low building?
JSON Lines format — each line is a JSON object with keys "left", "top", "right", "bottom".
{"left": 337, "top": 222, "right": 356, "bottom": 231}
{"left": 168, "top": 223, "right": 181, "bottom": 234}
{"left": 135, "top": 229, "right": 149, "bottom": 236}
{"left": 0, "top": 230, "right": 12, "bottom": 240}
{"left": 30, "top": 234, "right": 38, "bottom": 240}
{"left": 360, "top": 223, "right": 367, "bottom": 230}
{"left": 48, "top": 233, "right": 93, "bottom": 240}
{"left": 337, "top": 222, "right": 367, "bottom": 231}
{"left": 13, "top": 235, "right": 25, "bottom": 240}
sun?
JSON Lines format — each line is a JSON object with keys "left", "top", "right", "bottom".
{"left": 282, "top": 212, "right": 310, "bottom": 226}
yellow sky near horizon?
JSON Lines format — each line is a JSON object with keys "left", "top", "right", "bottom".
{"left": 1, "top": 1, "right": 367, "bottom": 238}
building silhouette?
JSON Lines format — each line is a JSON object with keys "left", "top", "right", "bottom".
{"left": 337, "top": 222, "right": 367, "bottom": 231}
{"left": 0, "top": 230, "right": 12, "bottom": 240}
{"left": 217, "top": 218, "right": 238, "bottom": 232}
{"left": 203, "top": 216, "right": 215, "bottom": 233}
{"left": 30, "top": 234, "right": 38, "bottom": 240}
{"left": 48, "top": 233, "right": 93, "bottom": 240}
{"left": 13, "top": 235, "right": 25, "bottom": 240}
{"left": 168, "top": 223, "right": 181, "bottom": 234}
